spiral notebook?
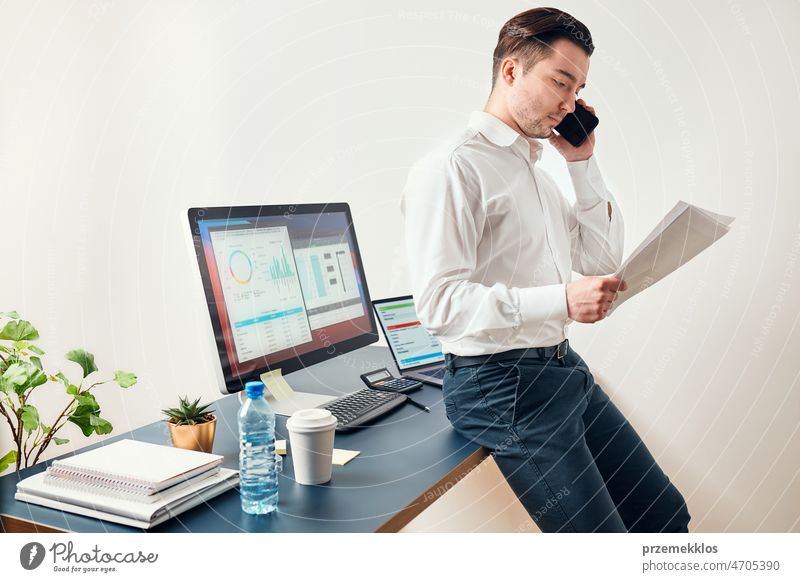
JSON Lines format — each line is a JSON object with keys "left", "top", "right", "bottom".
{"left": 46, "top": 439, "right": 223, "bottom": 495}
{"left": 16, "top": 468, "right": 239, "bottom": 529}
{"left": 43, "top": 465, "right": 220, "bottom": 501}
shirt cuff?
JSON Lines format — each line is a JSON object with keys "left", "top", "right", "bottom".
{"left": 567, "top": 155, "right": 607, "bottom": 210}
{"left": 517, "top": 284, "right": 569, "bottom": 325}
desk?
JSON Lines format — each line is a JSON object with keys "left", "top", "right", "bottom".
{"left": 0, "top": 346, "right": 488, "bottom": 533}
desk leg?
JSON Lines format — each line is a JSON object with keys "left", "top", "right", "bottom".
{"left": 375, "top": 447, "right": 489, "bottom": 533}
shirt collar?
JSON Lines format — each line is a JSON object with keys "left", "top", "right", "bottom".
{"left": 468, "top": 110, "right": 544, "bottom": 164}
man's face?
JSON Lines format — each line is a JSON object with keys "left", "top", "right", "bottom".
{"left": 506, "top": 38, "right": 589, "bottom": 139}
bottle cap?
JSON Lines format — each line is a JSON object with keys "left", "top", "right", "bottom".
{"left": 244, "top": 381, "right": 265, "bottom": 399}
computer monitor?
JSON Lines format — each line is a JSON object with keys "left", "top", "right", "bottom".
{"left": 185, "top": 203, "right": 379, "bottom": 395}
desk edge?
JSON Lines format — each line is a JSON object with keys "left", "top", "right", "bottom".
{"left": 1, "top": 513, "right": 66, "bottom": 534}
{"left": 374, "top": 446, "right": 489, "bottom": 533}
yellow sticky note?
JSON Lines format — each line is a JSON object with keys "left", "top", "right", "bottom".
{"left": 260, "top": 369, "right": 296, "bottom": 401}
{"left": 332, "top": 449, "right": 360, "bottom": 466}
{"left": 275, "top": 439, "right": 287, "bottom": 455}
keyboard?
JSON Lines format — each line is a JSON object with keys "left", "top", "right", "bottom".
{"left": 426, "top": 367, "right": 446, "bottom": 379}
{"left": 321, "top": 388, "right": 407, "bottom": 433}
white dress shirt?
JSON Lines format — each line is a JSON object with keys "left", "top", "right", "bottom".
{"left": 401, "top": 111, "right": 625, "bottom": 356}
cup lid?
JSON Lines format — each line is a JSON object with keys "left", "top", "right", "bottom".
{"left": 286, "top": 408, "right": 337, "bottom": 431}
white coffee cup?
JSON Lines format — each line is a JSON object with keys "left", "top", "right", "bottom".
{"left": 286, "top": 409, "right": 338, "bottom": 485}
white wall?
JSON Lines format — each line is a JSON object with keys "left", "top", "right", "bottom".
{"left": 1, "top": 0, "right": 798, "bottom": 532}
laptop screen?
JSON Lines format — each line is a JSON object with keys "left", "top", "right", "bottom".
{"left": 373, "top": 297, "right": 444, "bottom": 371}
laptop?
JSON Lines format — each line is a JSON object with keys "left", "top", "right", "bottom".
{"left": 372, "top": 295, "right": 447, "bottom": 387}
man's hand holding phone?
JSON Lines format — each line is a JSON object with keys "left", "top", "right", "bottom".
{"left": 548, "top": 98, "right": 597, "bottom": 162}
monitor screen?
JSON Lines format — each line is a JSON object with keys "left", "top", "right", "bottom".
{"left": 186, "top": 203, "right": 378, "bottom": 393}
{"left": 373, "top": 296, "right": 444, "bottom": 371}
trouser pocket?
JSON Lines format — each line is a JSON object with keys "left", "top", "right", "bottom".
{"left": 471, "top": 362, "right": 521, "bottom": 427}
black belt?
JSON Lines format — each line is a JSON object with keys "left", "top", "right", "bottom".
{"left": 444, "top": 339, "right": 569, "bottom": 371}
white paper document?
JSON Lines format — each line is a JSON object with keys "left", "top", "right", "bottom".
{"left": 608, "top": 201, "right": 735, "bottom": 314}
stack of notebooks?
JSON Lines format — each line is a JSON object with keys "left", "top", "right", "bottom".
{"left": 15, "top": 439, "right": 239, "bottom": 529}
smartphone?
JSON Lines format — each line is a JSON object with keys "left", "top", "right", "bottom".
{"left": 554, "top": 101, "right": 599, "bottom": 147}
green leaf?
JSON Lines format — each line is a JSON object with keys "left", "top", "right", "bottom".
{"left": 54, "top": 371, "right": 70, "bottom": 387}
{"left": 65, "top": 349, "right": 98, "bottom": 379}
{"left": 53, "top": 437, "right": 69, "bottom": 445}
{"left": 27, "top": 344, "right": 45, "bottom": 355}
{"left": 30, "top": 356, "right": 43, "bottom": 370}
{"left": 69, "top": 391, "right": 101, "bottom": 437}
{"left": 71, "top": 405, "right": 95, "bottom": 418}
{"left": 0, "top": 320, "right": 39, "bottom": 341}
{"left": 68, "top": 400, "right": 100, "bottom": 435}
{"left": 2, "top": 363, "right": 28, "bottom": 386}
{"left": 76, "top": 393, "right": 99, "bottom": 409}
{"left": 90, "top": 415, "right": 113, "bottom": 435}
{"left": 113, "top": 370, "right": 137, "bottom": 388}
{"left": 20, "top": 405, "right": 40, "bottom": 433}
{"left": 27, "top": 365, "right": 47, "bottom": 387}
{"left": 69, "top": 400, "right": 112, "bottom": 436}
{"left": 66, "top": 384, "right": 79, "bottom": 396}
{"left": 0, "top": 361, "right": 46, "bottom": 398}
{"left": 12, "top": 340, "right": 30, "bottom": 351}
{"left": 1, "top": 311, "right": 20, "bottom": 319}
{"left": 0, "top": 450, "right": 17, "bottom": 472}
{"left": 68, "top": 414, "right": 94, "bottom": 437}
{"left": 11, "top": 363, "right": 47, "bottom": 396}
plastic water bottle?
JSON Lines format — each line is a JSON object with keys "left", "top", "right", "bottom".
{"left": 238, "top": 381, "right": 279, "bottom": 514}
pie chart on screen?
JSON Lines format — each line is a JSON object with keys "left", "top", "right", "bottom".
{"left": 228, "top": 250, "right": 253, "bottom": 284}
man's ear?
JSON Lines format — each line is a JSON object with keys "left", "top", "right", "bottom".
{"left": 500, "top": 57, "right": 520, "bottom": 86}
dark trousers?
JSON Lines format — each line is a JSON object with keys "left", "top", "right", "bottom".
{"left": 442, "top": 346, "right": 691, "bottom": 533}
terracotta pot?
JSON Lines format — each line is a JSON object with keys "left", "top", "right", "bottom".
{"left": 166, "top": 415, "right": 217, "bottom": 453}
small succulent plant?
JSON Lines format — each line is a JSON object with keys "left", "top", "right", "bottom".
{"left": 162, "top": 396, "right": 215, "bottom": 426}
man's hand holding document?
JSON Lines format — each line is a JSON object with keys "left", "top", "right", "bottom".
{"left": 608, "top": 201, "right": 735, "bottom": 315}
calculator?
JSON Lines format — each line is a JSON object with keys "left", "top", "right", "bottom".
{"left": 360, "top": 368, "right": 423, "bottom": 394}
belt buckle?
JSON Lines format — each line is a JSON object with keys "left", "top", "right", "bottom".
{"left": 556, "top": 339, "right": 568, "bottom": 360}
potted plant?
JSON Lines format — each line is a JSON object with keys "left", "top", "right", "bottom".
{"left": 0, "top": 311, "right": 138, "bottom": 472}
{"left": 162, "top": 396, "right": 217, "bottom": 453}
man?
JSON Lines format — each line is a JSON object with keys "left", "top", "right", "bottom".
{"left": 401, "top": 7, "right": 690, "bottom": 533}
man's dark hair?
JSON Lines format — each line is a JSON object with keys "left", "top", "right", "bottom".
{"left": 491, "top": 7, "right": 594, "bottom": 88}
